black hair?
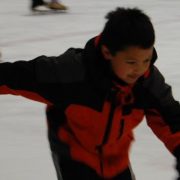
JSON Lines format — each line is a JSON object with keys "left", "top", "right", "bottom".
{"left": 100, "top": 7, "right": 155, "bottom": 55}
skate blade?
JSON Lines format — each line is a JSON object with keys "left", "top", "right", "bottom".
{"left": 31, "top": 9, "right": 67, "bottom": 15}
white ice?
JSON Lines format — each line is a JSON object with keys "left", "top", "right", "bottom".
{"left": 0, "top": 0, "right": 180, "bottom": 179}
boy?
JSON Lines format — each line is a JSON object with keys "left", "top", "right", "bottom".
{"left": 0, "top": 7, "right": 180, "bottom": 180}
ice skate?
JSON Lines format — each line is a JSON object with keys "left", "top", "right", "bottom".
{"left": 48, "top": 2, "right": 68, "bottom": 11}
{"left": 31, "top": 4, "right": 50, "bottom": 13}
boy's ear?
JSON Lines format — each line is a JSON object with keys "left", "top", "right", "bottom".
{"left": 101, "top": 45, "right": 112, "bottom": 60}
{"left": 151, "top": 47, "right": 158, "bottom": 64}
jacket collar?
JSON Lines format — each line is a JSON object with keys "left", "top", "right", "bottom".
{"left": 83, "top": 37, "right": 112, "bottom": 93}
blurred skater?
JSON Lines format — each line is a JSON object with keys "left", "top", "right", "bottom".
{"left": 31, "top": 0, "right": 67, "bottom": 12}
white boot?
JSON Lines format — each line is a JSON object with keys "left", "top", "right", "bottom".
{"left": 32, "top": 5, "right": 50, "bottom": 12}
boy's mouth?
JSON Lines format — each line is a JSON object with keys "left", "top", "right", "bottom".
{"left": 128, "top": 74, "right": 141, "bottom": 80}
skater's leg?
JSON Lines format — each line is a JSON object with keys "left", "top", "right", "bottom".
{"left": 31, "top": 0, "right": 45, "bottom": 7}
{"left": 31, "top": 0, "right": 49, "bottom": 11}
{"left": 52, "top": 152, "right": 64, "bottom": 180}
{"left": 51, "top": 151, "right": 135, "bottom": 180}
{"left": 51, "top": 152, "right": 101, "bottom": 180}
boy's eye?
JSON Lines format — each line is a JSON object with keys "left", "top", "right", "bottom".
{"left": 144, "top": 59, "right": 151, "bottom": 63}
{"left": 126, "top": 59, "right": 151, "bottom": 64}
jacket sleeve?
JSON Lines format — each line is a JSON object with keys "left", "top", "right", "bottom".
{"left": 0, "top": 48, "right": 84, "bottom": 105}
{"left": 0, "top": 56, "right": 57, "bottom": 104}
{"left": 143, "top": 66, "right": 180, "bottom": 154}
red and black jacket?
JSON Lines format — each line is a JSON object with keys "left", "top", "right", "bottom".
{"left": 0, "top": 37, "right": 180, "bottom": 178}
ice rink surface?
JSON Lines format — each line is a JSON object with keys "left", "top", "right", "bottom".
{"left": 0, "top": 0, "right": 180, "bottom": 179}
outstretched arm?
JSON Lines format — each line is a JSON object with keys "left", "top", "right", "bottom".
{"left": 0, "top": 55, "right": 57, "bottom": 105}
{"left": 143, "top": 66, "right": 180, "bottom": 179}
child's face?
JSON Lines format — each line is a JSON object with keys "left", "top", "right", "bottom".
{"left": 102, "top": 46, "right": 153, "bottom": 84}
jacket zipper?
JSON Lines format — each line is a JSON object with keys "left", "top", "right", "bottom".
{"left": 117, "top": 119, "right": 124, "bottom": 139}
{"left": 96, "top": 89, "right": 118, "bottom": 177}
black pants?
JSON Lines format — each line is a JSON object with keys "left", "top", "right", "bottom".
{"left": 31, "top": 0, "right": 45, "bottom": 8}
{"left": 51, "top": 152, "right": 135, "bottom": 180}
